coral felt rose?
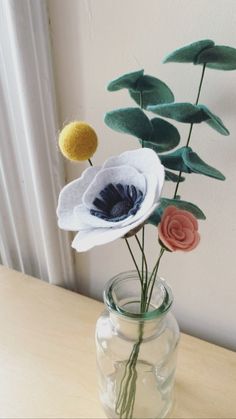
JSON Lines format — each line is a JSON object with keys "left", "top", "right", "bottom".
{"left": 158, "top": 206, "right": 200, "bottom": 252}
{"left": 57, "top": 148, "right": 165, "bottom": 252}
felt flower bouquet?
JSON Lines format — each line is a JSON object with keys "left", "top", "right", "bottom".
{"left": 57, "top": 39, "right": 236, "bottom": 419}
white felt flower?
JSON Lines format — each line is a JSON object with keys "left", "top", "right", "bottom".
{"left": 57, "top": 148, "right": 165, "bottom": 252}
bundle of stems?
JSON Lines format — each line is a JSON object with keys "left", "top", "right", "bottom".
{"left": 115, "top": 64, "right": 206, "bottom": 419}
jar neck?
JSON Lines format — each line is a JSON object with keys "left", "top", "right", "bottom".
{"left": 103, "top": 271, "right": 173, "bottom": 339}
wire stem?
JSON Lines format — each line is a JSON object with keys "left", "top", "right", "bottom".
{"left": 195, "top": 63, "right": 206, "bottom": 105}
{"left": 145, "top": 247, "right": 165, "bottom": 311}
{"left": 125, "top": 238, "right": 143, "bottom": 287}
{"left": 141, "top": 227, "right": 145, "bottom": 282}
{"left": 173, "top": 63, "right": 207, "bottom": 199}
{"left": 134, "top": 234, "right": 148, "bottom": 310}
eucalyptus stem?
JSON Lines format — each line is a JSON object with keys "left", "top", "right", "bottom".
{"left": 195, "top": 63, "right": 206, "bottom": 105}
{"left": 173, "top": 63, "right": 207, "bottom": 198}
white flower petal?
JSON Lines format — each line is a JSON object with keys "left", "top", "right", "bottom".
{"left": 103, "top": 148, "right": 164, "bottom": 178}
{"left": 58, "top": 148, "right": 165, "bottom": 249}
{"left": 57, "top": 166, "right": 100, "bottom": 230}
{"left": 71, "top": 204, "right": 157, "bottom": 252}
{"left": 82, "top": 165, "right": 146, "bottom": 210}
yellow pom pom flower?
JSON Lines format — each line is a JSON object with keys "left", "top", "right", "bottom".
{"left": 59, "top": 121, "right": 98, "bottom": 161}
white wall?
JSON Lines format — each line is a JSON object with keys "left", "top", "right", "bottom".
{"left": 48, "top": 0, "right": 236, "bottom": 350}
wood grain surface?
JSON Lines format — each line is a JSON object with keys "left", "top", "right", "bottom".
{"left": 0, "top": 265, "right": 235, "bottom": 418}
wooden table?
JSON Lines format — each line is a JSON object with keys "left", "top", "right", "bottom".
{"left": 0, "top": 265, "right": 235, "bottom": 419}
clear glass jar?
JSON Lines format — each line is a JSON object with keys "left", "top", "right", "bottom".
{"left": 95, "top": 271, "right": 180, "bottom": 419}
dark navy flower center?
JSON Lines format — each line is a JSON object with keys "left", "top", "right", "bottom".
{"left": 90, "top": 183, "right": 144, "bottom": 222}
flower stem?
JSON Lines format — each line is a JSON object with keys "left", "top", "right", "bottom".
{"left": 115, "top": 322, "right": 144, "bottom": 418}
{"left": 173, "top": 63, "right": 207, "bottom": 199}
{"left": 141, "top": 227, "right": 145, "bottom": 283}
{"left": 134, "top": 234, "right": 148, "bottom": 311}
{"left": 145, "top": 247, "right": 165, "bottom": 311}
{"left": 134, "top": 234, "right": 148, "bottom": 280}
{"left": 125, "top": 238, "right": 143, "bottom": 287}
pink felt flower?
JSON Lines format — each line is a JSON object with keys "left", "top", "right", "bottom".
{"left": 158, "top": 206, "right": 200, "bottom": 252}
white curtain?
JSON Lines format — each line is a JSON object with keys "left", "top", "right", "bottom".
{"left": 0, "top": 0, "right": 76, "bottom": 289}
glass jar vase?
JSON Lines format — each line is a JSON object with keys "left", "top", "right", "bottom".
{"left": 95, "top": 271, "right": 180, "bottom": 419}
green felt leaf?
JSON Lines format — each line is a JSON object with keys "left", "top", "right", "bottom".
{"left": 160, "top": 198, "right": 206, "bottom": 219}
{"left": 198, "top": 105, "right": 230, "bottom": 135}
{"left": 147, "top": 207, "right": 162, "bottom": 226}
{"left": 104, "top": 107, "right": 152, "bottom": 141}
{"left": 165, "top": 170, "right": 185, "bottom": 182}
{"left": 143, "top": 140, "right": 180, "bottom": 156}
{"left": 129, "top": 75, "right": 174, "bottom": 109}
{"left": 182, "top": 148, "right": 225, "bottom": 180}
{"left": 196, "top": 45, "right": 236, "bottom": 70}
{"left": 150, "top": 118, "right": 180, "bottom": 152}
{"left": 148, "top": 102, "right": 230, "bottom": 135}
{"left": 160, "top": 146, "right": 225, "bottom": 180}
{"left": 148, "top": 102, "right": 207, "bottom": 123}
{"left": 147, "top": 198, "right": 205, "bottom": 226}
{"left": 163, "top": 39, "right": 215, "bottom": 64}
{"left": 141, "top": 118, "right": 180, "bottom": 153}
{"left": 160, "top": 147, "right": 191, "bottom": 172}
{"left": 107, "top": 69, "right": 144, "bottom": 91}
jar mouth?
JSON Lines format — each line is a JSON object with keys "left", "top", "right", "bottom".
{"left": 104, "top": 271, "right": 173, "bottom": 320}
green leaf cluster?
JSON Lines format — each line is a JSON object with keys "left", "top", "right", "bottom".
{"left": 148, "top": 102, "right": 229, "bottom": 135}
{"left": 160, "top": 147, "right": 225, "bottom": 180}
{"left": 107, "top": 70, "right": 174, "bottom": 109}
{"left": 105, "top": 38, "right": 235, "bottom": 227}
{"left": 104, "top": 108, "right": 180, "bottom": 152}
{"left": 163, "top": 39, "right": 236, "bottom": 70}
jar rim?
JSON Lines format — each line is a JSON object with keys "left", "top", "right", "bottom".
{"left": 103, "top": 270, "right": 173, "bottom": 320}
